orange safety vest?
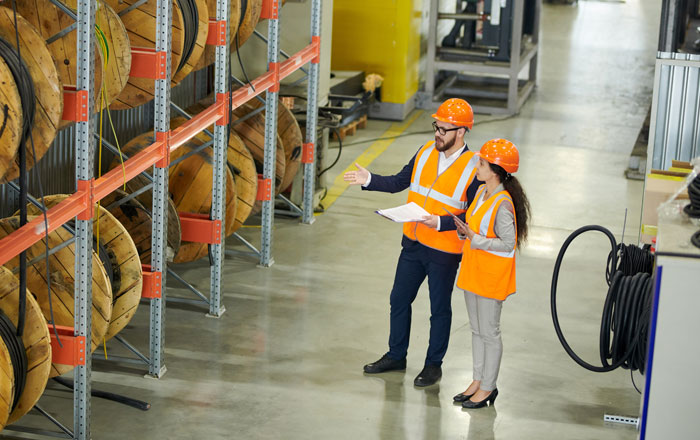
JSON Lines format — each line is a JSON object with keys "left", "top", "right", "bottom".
{"left": 456, "top": 185, "right": 517, "bottom": 300}
{"left": 404, "top": 141, "right": 479, "bottom": 254}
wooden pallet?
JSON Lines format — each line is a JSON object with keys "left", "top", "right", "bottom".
{"left": 331, "top": 115, "right": 368, "bottom": 141}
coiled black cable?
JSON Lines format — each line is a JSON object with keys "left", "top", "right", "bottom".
{"left": 0, "top": 309, "right": 27, "bottom": 411}
{"left": 605, "top": 243, "right": 654, "bottom": 285}
{"left": 175, "top": 0, "right": 199, "bottom": 73}
{"left": 683, "top": 175, "right": 700, "bottom": 218}
{"left": 551, "top": 225, "right": 654, "bottom": 375}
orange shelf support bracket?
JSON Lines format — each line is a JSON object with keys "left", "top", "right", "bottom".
{"left": 62, "top": 87, "right": 89, "bottom": 122}
{"left": 260, "top": 0, "right": 279, "bottom": 20}
{"left": 141, "top": 265, "right": 162, "bottom": 299}
{"left": 268, "top": 62, "right": 280, "bottom": 93}
{"left": 257, "top": 175, "right": 272, "bottom": 201}
{"left": 216, "top": 92, "right": 229, "bottom": 126}
{"left": 76, "top": 179, "right": 94, "bottom": 220}
{"left": 130, "top": 48, "right": 168, "bottom": 79}
{"left": 206, "top": 19, "right": 227, "bottom": 46}
{"left": 311, "top": 36, "right": 321, "bottom": 64}
{"left": 179, "top": 213, "right": 222, "bottom": 244}
{"left": 155, "top": 131, "right": 170, "bottom": 168}
{"left": 302, "top": 143, "right": 314, "bottom": 164}
{"left": 50, "top": 325, "right": 87, "bottom": 367}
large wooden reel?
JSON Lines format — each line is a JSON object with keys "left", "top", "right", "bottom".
{"left": 24, "top": 195, "right": 142, "bottom": 342}
{"left": 0, "top": 266, "right": 51, "bottom": 425}
{"left": 193, "top": 0, "right": 240, "bottom": 71}
{"left": 0, "top": 55, "right": 21, "bottom": 183}
{"left": 247, "top": 98, "right": 302, "bottom": 193}
{"left": 234, "top": 0, "right": 262, "bottom": 49}
{"left": 105, "top": 0, "right": 185, "bottom": 109}
{"left": 102, "top": 190, "right": 156, "bottom": 265}
{"left": 0, "top": 217, "right": 112, "bottom": 378}
{"left": 106, "top": 142, "right": 182, "bottom": 262}
{"left": 0, "top": 6, "right": 62, "bottom": 184}
{"left": 0, "top": 337, "right": 12, "bottom": 430}
{"left": 171, "top": 0, "right": 209, "bottom": 84}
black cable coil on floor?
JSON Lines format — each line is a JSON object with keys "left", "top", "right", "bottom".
{"left": 551, "top": 225, "right": 654, "bottom": 377}
{"left": 0, "top": 309, "right": 28, "bottom": 412}
{"left": 685, "top": 175, "right": 700, "bottom": 249}
{"left": 605, "top": 242, "right": 654, "bottom": 285}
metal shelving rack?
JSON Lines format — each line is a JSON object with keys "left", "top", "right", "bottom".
{"left": 0, "top": 0, "right": 321, "bottom": 437}
{"left": 417, "top": 0, "right": 540, "bottom": 115}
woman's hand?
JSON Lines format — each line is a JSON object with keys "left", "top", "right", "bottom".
{"left": 421, "top": 215, "right": 438, "bottom": 229}
{"left": 454, "top": 216, "right": 474, "bottom": 239}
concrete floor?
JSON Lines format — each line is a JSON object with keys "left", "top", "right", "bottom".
{"left": 12, "top": 1, "right": 661, "bottom": 439}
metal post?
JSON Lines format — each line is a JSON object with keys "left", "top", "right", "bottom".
{"left": 149, "top": 0, "right": 172, "bottom": 378}
{"left": 74, "top": 0, "right": 96, "bottom": 436}
{"left": 208, "top": 0, "right": 230, "bottom": 316}
{"left": 302, "top": 0, "right": 321, "bottom": 225}
{"left": 261, "top": 2, "right": 280, "bottom": 266}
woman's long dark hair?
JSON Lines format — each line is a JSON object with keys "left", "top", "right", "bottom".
{"left": 490, "top": 163, "right": 530, "bottom": 249}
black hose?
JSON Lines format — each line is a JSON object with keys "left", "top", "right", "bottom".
{"left": 175, "top": 0, "right": 199, "bottom": 73}
{"left": 551, "top": 225, "right": 654, "bottom": 375}
{"left": 317, "top": 127, "right": 342, "bottom": 178}
{"left": 52, "top": 377, "right": 150, "bottom": 411}
{"left": 0, "top": 309, "right": 28, "bottom": 411}
{"left": 692, "top": 229, "right": 700, "bottom": 249}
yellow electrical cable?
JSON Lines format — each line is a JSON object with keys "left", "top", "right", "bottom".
{"left": 96, "top": 21, "right": 109, "bottom": 360}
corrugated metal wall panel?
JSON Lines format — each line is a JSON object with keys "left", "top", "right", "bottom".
{"left": 649, "top": 53, "right": 700, "bottom": 170}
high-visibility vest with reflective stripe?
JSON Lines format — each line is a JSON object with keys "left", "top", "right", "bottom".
{"left": 404, "top": 141, "right": 479, "bottom": 254}
{"left": 456, "top": 185, "right": 517, "bottom": 300}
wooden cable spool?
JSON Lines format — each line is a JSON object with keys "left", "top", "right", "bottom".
{"left": 102, "top": 190, "right": 155, "bottom": 265}
{"left": 105, "top": 0, "right": 185, "bottom": 110}
{"left": 0, "top": 55, "right": 21, "bottom": 183}
{"left": 0, "top": 6, "right": 62, "bottom": 184}
{"left": 184, "top": 101, "right": 257, "bottom": 234}
{"left": 12, "top": 0, "right": 107, "bottom": 129}
{"left": 192, "top": 0, "right": 240, "bottom": 71}
{"left": 171, "top": 0, "right": 208, "bottom": 84}
{"left": 247, "top": 98, "right": 302, "bottom": 193}
{"left": 228, "top": 99, "right": 286, "bottom": 194}
{"left": 134, "top": 117, "right": 237, "bottom": 263}
{"left": 23, "top": 195, "right": 142, "bottom": 342}
{"left": 13, "top": 0, "right": 130, "bottom": 120}
{"left": 0, "top": 217, "right": 112, "bottom": 378}
{"left": 106, "top": 142, "right": 182, "bottom": 261}
{"left": 234, "top": 0, "right": 262, "bottom": 50}
{"left": 0, "top": 266, "right": 51, "bottom": 425}
{"left": 0, "top": 336, "right": 12, "bottom": 430}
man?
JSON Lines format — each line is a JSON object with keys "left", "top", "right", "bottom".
{"left": 343, "top": 98, "right": 482, "bottom": 386}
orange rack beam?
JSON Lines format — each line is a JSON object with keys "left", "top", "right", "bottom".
{"left": 0, "top": 41, "right": 319, "bottom": 267}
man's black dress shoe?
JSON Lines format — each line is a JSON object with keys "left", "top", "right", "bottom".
{"left": 462, "top": 388, "right": 498, "bottom": 408}
{"left": 413, "top": 365, "right": 442, "bottom": 387}
{"left": 453, "top": 392, "right": 474, "bottom": 402}
{"left": 363, "top": 354, "right": 406, "bottom": 374}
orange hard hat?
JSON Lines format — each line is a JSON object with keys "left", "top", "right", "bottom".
{"left": 432, "top": 98, "right": 474, "bottom": 129}
{"left": 478, "top": 139, "right": 520, "bottom": 173}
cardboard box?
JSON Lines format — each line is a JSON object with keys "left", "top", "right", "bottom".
{"left": 641, "top": 173, "right": 690, "bottom": 244}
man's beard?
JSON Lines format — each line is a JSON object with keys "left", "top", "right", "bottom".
{"left": 435, "top": 136, "right": 456, "bottom": 152}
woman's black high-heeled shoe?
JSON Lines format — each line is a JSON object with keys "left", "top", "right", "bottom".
{"left": 461, "top": 388, "right": 498, "bottom": 408}
{"left": 452, "top": 392, "right": 475, "bottom": 402}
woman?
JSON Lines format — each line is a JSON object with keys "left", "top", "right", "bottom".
{"left": 448, "top": 139, "right": 530, "bottom": 408}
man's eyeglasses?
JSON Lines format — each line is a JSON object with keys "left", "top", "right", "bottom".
{"left": 432, "top": 121, "right": 462, "bottom": 136}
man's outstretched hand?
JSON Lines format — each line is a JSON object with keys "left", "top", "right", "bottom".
{"left": 343, "top": 163, "right": 370, "bottom": 185}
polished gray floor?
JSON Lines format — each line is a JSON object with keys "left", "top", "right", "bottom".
{"left": 16, "top": 2, "right": 659, "bottom": 439}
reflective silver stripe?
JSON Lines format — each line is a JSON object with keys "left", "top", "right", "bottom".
{"left": 413, "top": 143, "right": 435, "bottom": 183}
{"left": 483, "top": 248, "right": 516, "bottom": 258}
{"left": 451, "top": 154, "right": 480, "bottom": 203}
{"left": 478, "top": 194, "right": 515, "bottom": 259}
{"left": 479, "top": 194, "right": 511, "bottom": 236}
{"left": 409, "top": 183, "right": 463, "bottom": 209}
